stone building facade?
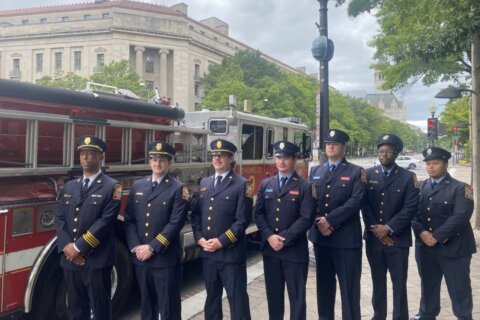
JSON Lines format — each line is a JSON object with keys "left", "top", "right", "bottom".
{"left": 366, "top": 69, "right": 407, "bottom": 122}
{"left": 0, "top": 0, "right": 303, "bottom": 112}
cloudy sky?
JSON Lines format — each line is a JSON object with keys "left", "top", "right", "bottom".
{"left": 2, "top": 0, "right": 455, "bottom": 130}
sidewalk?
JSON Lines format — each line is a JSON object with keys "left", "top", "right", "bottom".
{"left": 190, "top": 165, "right": 479, "bottom": 319}
{"left": 190, "top": 242, "right": 480, "bottom": 319}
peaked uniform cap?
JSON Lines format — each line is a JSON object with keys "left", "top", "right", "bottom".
{"left": 324, "top": 129, "right": 349, "bottom": 144}
{"left": 148, "top": 140, "right": 176, "bottom": 158}
{"left": 377, "top": 133, "right": 404, "bottom": 153}
{"left": 77, "top": 135, "right": 107, "bottom": 153}
{"left": 422, "top": 147, "right": 451, "bottom": 161}
{"left": 210, "top": 139, "right": 237, "bottom": 155}
{"left": 273, "top": 140, "right": 299, "bottom": 156}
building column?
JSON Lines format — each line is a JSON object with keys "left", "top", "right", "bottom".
{"left": 134, "top": 46, "right": 145, "bottom": 78}
{"left": 159, "top": 48, "right": 169, "bottom": 97}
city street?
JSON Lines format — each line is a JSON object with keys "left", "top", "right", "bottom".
{"left": 119, "top": 163, "right": 479, "bottom": 319}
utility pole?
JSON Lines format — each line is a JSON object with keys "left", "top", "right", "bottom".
{"left": 472, "top": 33, "right": 480, "bottom": 229}
{"left": 312, "top": 0, "right": 334, "bottom": 164}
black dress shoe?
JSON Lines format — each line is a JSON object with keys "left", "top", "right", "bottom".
{"left": 410, "top": 315, "right": 435, "bottom": 320}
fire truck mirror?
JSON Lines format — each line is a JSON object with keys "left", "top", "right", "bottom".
{"left": 12, "top": 207, "right": 34, "bottom": 236}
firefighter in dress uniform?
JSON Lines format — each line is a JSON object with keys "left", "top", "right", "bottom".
{"left": 362, "top": 134, "right": 419, "bottom": 320}
{"left": 124, "top": 141, "right": 189, "bottom": 320}
{"left": 56, "top": 136, "right": 122, "bottom": 320}
{"left": 411, "top": 147, "right": 476, "bottom": 320}
{"left": 191, "top": 139, "right": 253, "bottom": 320}
{"left": 255, "top": 141, "right": 316, "bottom": 320}
{"left": 308, "top": 129, "right": 366, "bottom": 320}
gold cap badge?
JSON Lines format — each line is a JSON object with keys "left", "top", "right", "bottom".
{"left": 279, "top": 142, "right": 285, "bottom": 150}
{"left": 84, "top": 137, "right": 91, "bottom": 144}
{"left": 156, "top": 143, "right": 162, "bottom": 151}
{"left": 216, "top": 140, "right": 222, "bottom": 148}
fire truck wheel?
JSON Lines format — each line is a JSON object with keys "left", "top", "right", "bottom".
{"left": 31, "top": 240, "right": 133, "bottom": 320}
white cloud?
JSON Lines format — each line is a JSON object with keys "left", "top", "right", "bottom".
{"left": 1, "top": 0, "right": 460, "bottom": 121}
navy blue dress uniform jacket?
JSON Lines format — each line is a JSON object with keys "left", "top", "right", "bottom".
{"left": 255, "top": 172, "right": 316, "bottom": 263}
{"left": 362, "top": 165, "right": 419, "bottom": 247}
{"left": 411, "top": 173, "right": 476, "bottom": 257}
{"left": 124, "top": 172, "right": 188, "bottom": 267}
{"left": 308, "top": 159, "right": 365, "bottom": 248}
{"left": 191, "top": 170, "right": 253, "bottom": 263}
{"left": 56, "top": 172, "right": 122, "bottom": 270}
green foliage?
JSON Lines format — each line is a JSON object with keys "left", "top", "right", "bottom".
{"left": 36, "top": 72, "right": 88, "bottom": 90}
{"left": 440, "top": 96, "right": 471, "bottom": 156}
{"left": 335, "top": 0, "right": 480, "bottom": 90}
{"left": 90, "top": 60, "right": 152, "bottom": 99}
{"left": 36, "top": 60, "right": 153, "bottom": 99}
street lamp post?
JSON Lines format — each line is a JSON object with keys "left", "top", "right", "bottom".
{"left": 312, "top": 0, "right": 334, "bottom": 163}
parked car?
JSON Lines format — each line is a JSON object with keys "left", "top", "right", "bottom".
{"left": 374, "top": 155, "right": 422, "bottom": 170}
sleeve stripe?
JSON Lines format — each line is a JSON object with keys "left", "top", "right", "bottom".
{"left": 225, "top": 229, "right": 237, "bottom": 243}
{"left": 156, "top": 234, "right": 170, "bottom": 246}
{"left": 83, "top": 231, "right": 100, "bottom": 248}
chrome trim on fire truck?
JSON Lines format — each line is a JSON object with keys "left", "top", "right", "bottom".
{"left": 23, "top": 236, "right": 57, "bottom": 313}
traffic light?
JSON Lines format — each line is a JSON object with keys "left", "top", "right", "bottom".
{"left": 427, "top": 118, "right": 438, "bottom": 139}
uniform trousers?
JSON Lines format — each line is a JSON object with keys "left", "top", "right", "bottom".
{"left": 134, "top": 264, "right": 182, "bottom": 320}
{"left": 415, "top": 246, "right": 473, "bottom": 320}
{"left": 202, "top": 257, "right": 251, "bottom": 320}
{"left": 314, "top": 245, "right": 362, "bottom": 320}
{"left": 263, "top": 255, "right": 308, "bottom": 320}
{"left": 366, "top": 242, "right": 409, "bottom": 320}
{"left": 63, "top": 266, "right": 112, "bottom": 320}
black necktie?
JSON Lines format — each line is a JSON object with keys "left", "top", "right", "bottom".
{"left": 280, "top": 177, "right": 288, "bottom": 191}
{"left": 152, "top": 180, "right": 158, "bottom": 191}
{"left": 431, "top": 181, "right": 437, "bottom": 190}
{"left": 329, "top": 164, "right": 336, "bottom": 173}
{"left": 383, "top": 171, "right": 389, "bottom": 181}
{"left": 214, "top": 176, "right": 222, "bottom": 190}
{"left": 81, "top": 178, "right": 90, "bottom": 195}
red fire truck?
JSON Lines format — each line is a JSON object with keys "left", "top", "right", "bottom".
{"left": 0, "top": 79, "right": 311, "bottom": 319}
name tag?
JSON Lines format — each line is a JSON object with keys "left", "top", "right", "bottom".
{"left": 369, "top": 180, "right": 378, "bottom": 184}
{"left": 312, "top": 176, "right": 320, "bottom": 180}
{"left": 289, "top": 190, "right": 299, "bottom": 195}
{"left": 91, "top": 194, "right": 103, "bottom": 198}
{"left": 340, "top": 177, "right": 350, "bottom": 181}
{"left": 135, "top": 192, "right": 144, "bottom": 196}
{"left": 63, "top": 194, "right": 72, "bottom": 198}
{"left": 266, "top": 188, "right": 273, "bottom": 193}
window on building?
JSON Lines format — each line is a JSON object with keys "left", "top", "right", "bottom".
{"left": 84, "top": 14, "right": 92, "bottom": 20}
{"left": 242, "top": 124, "right": 263, "bottom": 160}
{"left": 40, "top": 18, "right": 47, "bottom": 24}
{"left": 61, "top": 16, "right": 69, "bottom": 22}
{"left": 145, "top": 80, "right": 154, "bottom": 90}
{"left": 36, "top": 53, "right": 43, "bottom": 72}
{"left": 22, "top": 20, "right": 29, "bottom": 25}
{"left": 194, "top": 103, "right": 201, "bottom": 111}
{"left": 194, "top": 64, "right": 200, "bottom": 80}
{"left": 194, "top": 84, "right": 201, "bottom": 97}
{"left": 55, "top": 52, "right": 62, "bottom": 71}
{"left": 97, "top": 53, "right": 105, "bottom": 68}
{"left": 12, "top": 59, "right": 20, "bottom": 76}
{"left": 102, "top": 13, "right": 110, "bottom": 18}
{"left": 145, "top": 55, "right": 154, "bottom": 73}
{"left": 74, "top": 51, "right": 81, "bottom": 70}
